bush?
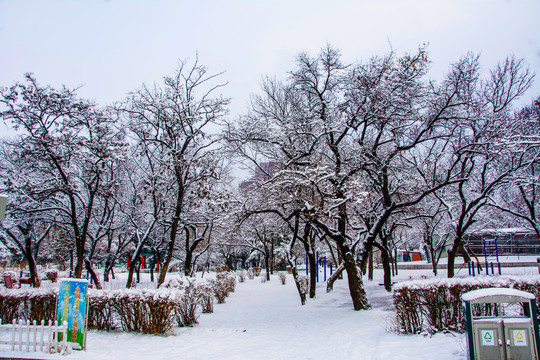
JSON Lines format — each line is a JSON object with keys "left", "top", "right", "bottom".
{"left": 27, "top": 290, "right": 57, "bottom": 323}
{"left": 0, "top": 277, "right": 224, "bottom": 334}
{"left": 237, "top": 271, "right": 246, "bottom": 283}
{"left": 247, "top": 269, "right": 255, "bottom": 280}
{"left": 0, "top": 289, "right": 26, "bottom": 323}
{"left": 87, "top": 290, "right": 115, "bottom": 331}
{"left": 215, "top": 265, "right": 230, "bottom": 273}
{"left": 109, "top": 289, "right": 178, "bottom": 334}
{"left": 175, "top": 280, "right": 200, "bottom": 327}
{"left": 212, "top": 272, "right": 236, "bottom": 304}
{"left": 45, "top": 269, "right": 59, "bottom": 283}
{"left": 298, "top": 275, "right": 309, "bottom": 295}
{"left": 393, "top": 276, "right": 540, "bottom": 334}
{"left": 195, "top": 283, "right": 214, "bottom": 314}
{"left": 252, "top": 267, "right": 262, "bottom": 277}
{"left": 278, "top": 272, "right": 287, "bottom": 285}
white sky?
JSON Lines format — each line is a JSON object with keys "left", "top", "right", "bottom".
{"left": 1, "top": 0, "right": 539, "bottom": 133}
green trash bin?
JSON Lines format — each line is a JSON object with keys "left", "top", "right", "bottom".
{"left": 463, "top": 288, "right": 540, "bottom": 360}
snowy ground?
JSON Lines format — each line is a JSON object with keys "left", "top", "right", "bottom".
{"left": 1, "top": 263, "right": 539, "bottom": 360}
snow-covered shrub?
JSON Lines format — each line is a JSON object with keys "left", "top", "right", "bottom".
{"left": 45, "top": 269, "right": 59, "bottom": 283}
{"left": 175, "top": 280, "right": 201, "bottom": 327}
{"left": 0, "top": 287, "right": 57, "bottom": 323}
{"left": 278, "top": 272, "right": 287, "bottom": 285}
{"left": 260, "top": 276, "right": 267, "bottom": 283}
{"left": 298, "top": 275, "right": 309, "bottom": 295}
{"left": 252, "top": 267, "right": 262, "bottom": 277}
{"left": 393, "top": 276, "right": 540, "bottom": 334}
{"left": 27, "top": 289, "right": 57, "bottom": 323}
{"left": 220, "top": 272, "right": 236, "bottom": 293}
{"left": 215, "top": 265, "right": 230, "bottom": 273}
{"left": 237, "top": 270, "right": 246, "bottom": 283}
{"left": 109, "top": 289, "right": 178, "bottom": 334}
{"left": 246, "top": 269, "right": 255, "bottom": 280}
{"left": 161, "top": 278, "right": 185, "bottom": 290}
{"left": 87, "top": 290, "right": 116, "bottom": 331}
{"left": 211, "top": 272, "right": 236, "bottom": 304}
{"left": 195, "top": 283, "right": 214, "bottom": 314}
{"left": 0, "top": 289, "right": 26, "bottom": 323}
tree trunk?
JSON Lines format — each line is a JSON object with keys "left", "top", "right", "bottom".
{"left": 368, "top": 249, "right": 374, "bottom": 281}
{"left": 309, "top": 252, "right": 316, "bottom": 298}
{"left": 27, "top": 254, "right": 41, "bottom": 288}
{"left": 158, "top": 180, "right": 184, "bottom": 287}
{"left": 394, "top": 248, "right": 398, "bottom": 276}
{"left": 379, "top": 248, "right": 392, "bottom": 292}
{"left": 23, "top": 238, "right": 40, "bottom": 288}
{"left": 126, "top": 252, "right": 141, "bottom": 288}
{"left": 85, "top": 259, "right": 103, "bottom": 290}
{"left": 184, "top": 249, "right": 193, "bottom": 277}
{"left": 74, "top": 234, "right": 86, "bottom": 278}
{"left": 103, "top": 254, "right": 116, "bottom": 282}
{"left": 342, "top": 251, "right": 370, "bottom": 310}
{"left": 326, "top": 262, "right": 345, "bottom": 293}
{"left": 264, "top": 250, "right": 271, "bottom": 281}
{"left": 447, "top": 248, "right": 457, "bottom": 278}
{"left": 289, "top": 263, "right": 306, "bottom": 305}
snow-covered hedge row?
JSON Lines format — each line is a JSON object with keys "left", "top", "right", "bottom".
{"left": 0, "top": 273, "right": 237, "bottom": 334}
{"left": 0, "top": 288, "right": 57, "bottom": 324}
{"left": 393, "top": 276, "right": 540, "bottom": 334}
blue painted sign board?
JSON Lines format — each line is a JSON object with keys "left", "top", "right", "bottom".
{"left": 56, "top": 278, "right": 89, "bottom": 350}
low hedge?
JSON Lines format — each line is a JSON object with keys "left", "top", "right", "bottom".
{"left": 0, "top": 272, "right": 237, "bottom": 334}
{"left": 393, "top": 276, "right": 540, "bottom": 334}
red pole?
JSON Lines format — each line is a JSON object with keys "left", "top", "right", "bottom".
{"left": 127, "top": 255, "right": 131, "bottom": 269}
{"left": 156, "top": 258, "right": 160, "bottom": 272}
{"left": 141, "top": 255, "right": 146, "bottom": 269}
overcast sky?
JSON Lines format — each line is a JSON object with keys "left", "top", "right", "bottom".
{"left": 1, "top": 0, "right": 539, "bottom": 134}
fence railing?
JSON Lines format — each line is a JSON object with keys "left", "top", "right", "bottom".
{"left": 0, "top": 319, "right": 70, "bottom": 354}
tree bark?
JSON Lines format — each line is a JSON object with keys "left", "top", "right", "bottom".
{"left": 368, "top": 249, "right": 374, "bottom": 281}
{"left": 85, "top": 259, "right": 102, "bottom": 290}
{"left": 342, "top": 251, "right": 370, "bottom": 310}
{"left": 326, "top": 262, "right": 345, "bottom": 293}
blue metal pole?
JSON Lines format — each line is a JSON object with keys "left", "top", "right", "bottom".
{"left": 477, "top": 261, "right": 481, "bottom": 275}
{"left": 472, "top": 261, "right": 475, "bottom": 276}
{"left": 483, "top": 239, "right": 489, "bottom": 274}
{"left": 324, "top": 257, "right": 327, "bottom": 281}
{"left": 305, "top": 252, "right": 308, "bottom": 276}
{"left": 468, "top": 262, "right": 472, "bottom": 276}
{"left": 491, "top": 262, "right": 494, "bottom": 275}
{"left": 316, "top": 251, "right": 319, "bottom": 283}
{"left": 330, "top": 263, "right": 333, "bottom": 276}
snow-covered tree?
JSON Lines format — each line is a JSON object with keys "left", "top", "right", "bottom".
{"left": 0, "top": 74, "right": 126, "bottom": 279}
{"left": 122, "top": 58, "right": 229, "bottom": 286}
{"left": 490, "top": 99, "right": 540, "bottom": 237}
{"left": 435, "top": 56, "right": 534, "bottom": 277}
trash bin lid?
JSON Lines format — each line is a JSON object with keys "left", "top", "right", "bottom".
{"left": 463, "top": 288, "right": 535, "bottom": 304}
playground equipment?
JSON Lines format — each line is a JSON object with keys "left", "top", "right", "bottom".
{"left": 468, "top": 238, "right": 502, "bottom": 276}
{"left": 305, "top": 251, "right": 333, "bottom": 282}
{"left": 463, "top": 287, "right": 540, "bottom": 359}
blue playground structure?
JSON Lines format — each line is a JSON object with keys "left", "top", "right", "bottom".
{"left": 305, "top": 251, "right": 333, "bottom": 282}
{"left": 468, "top": 238, "right": 502, "bottom": 276}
